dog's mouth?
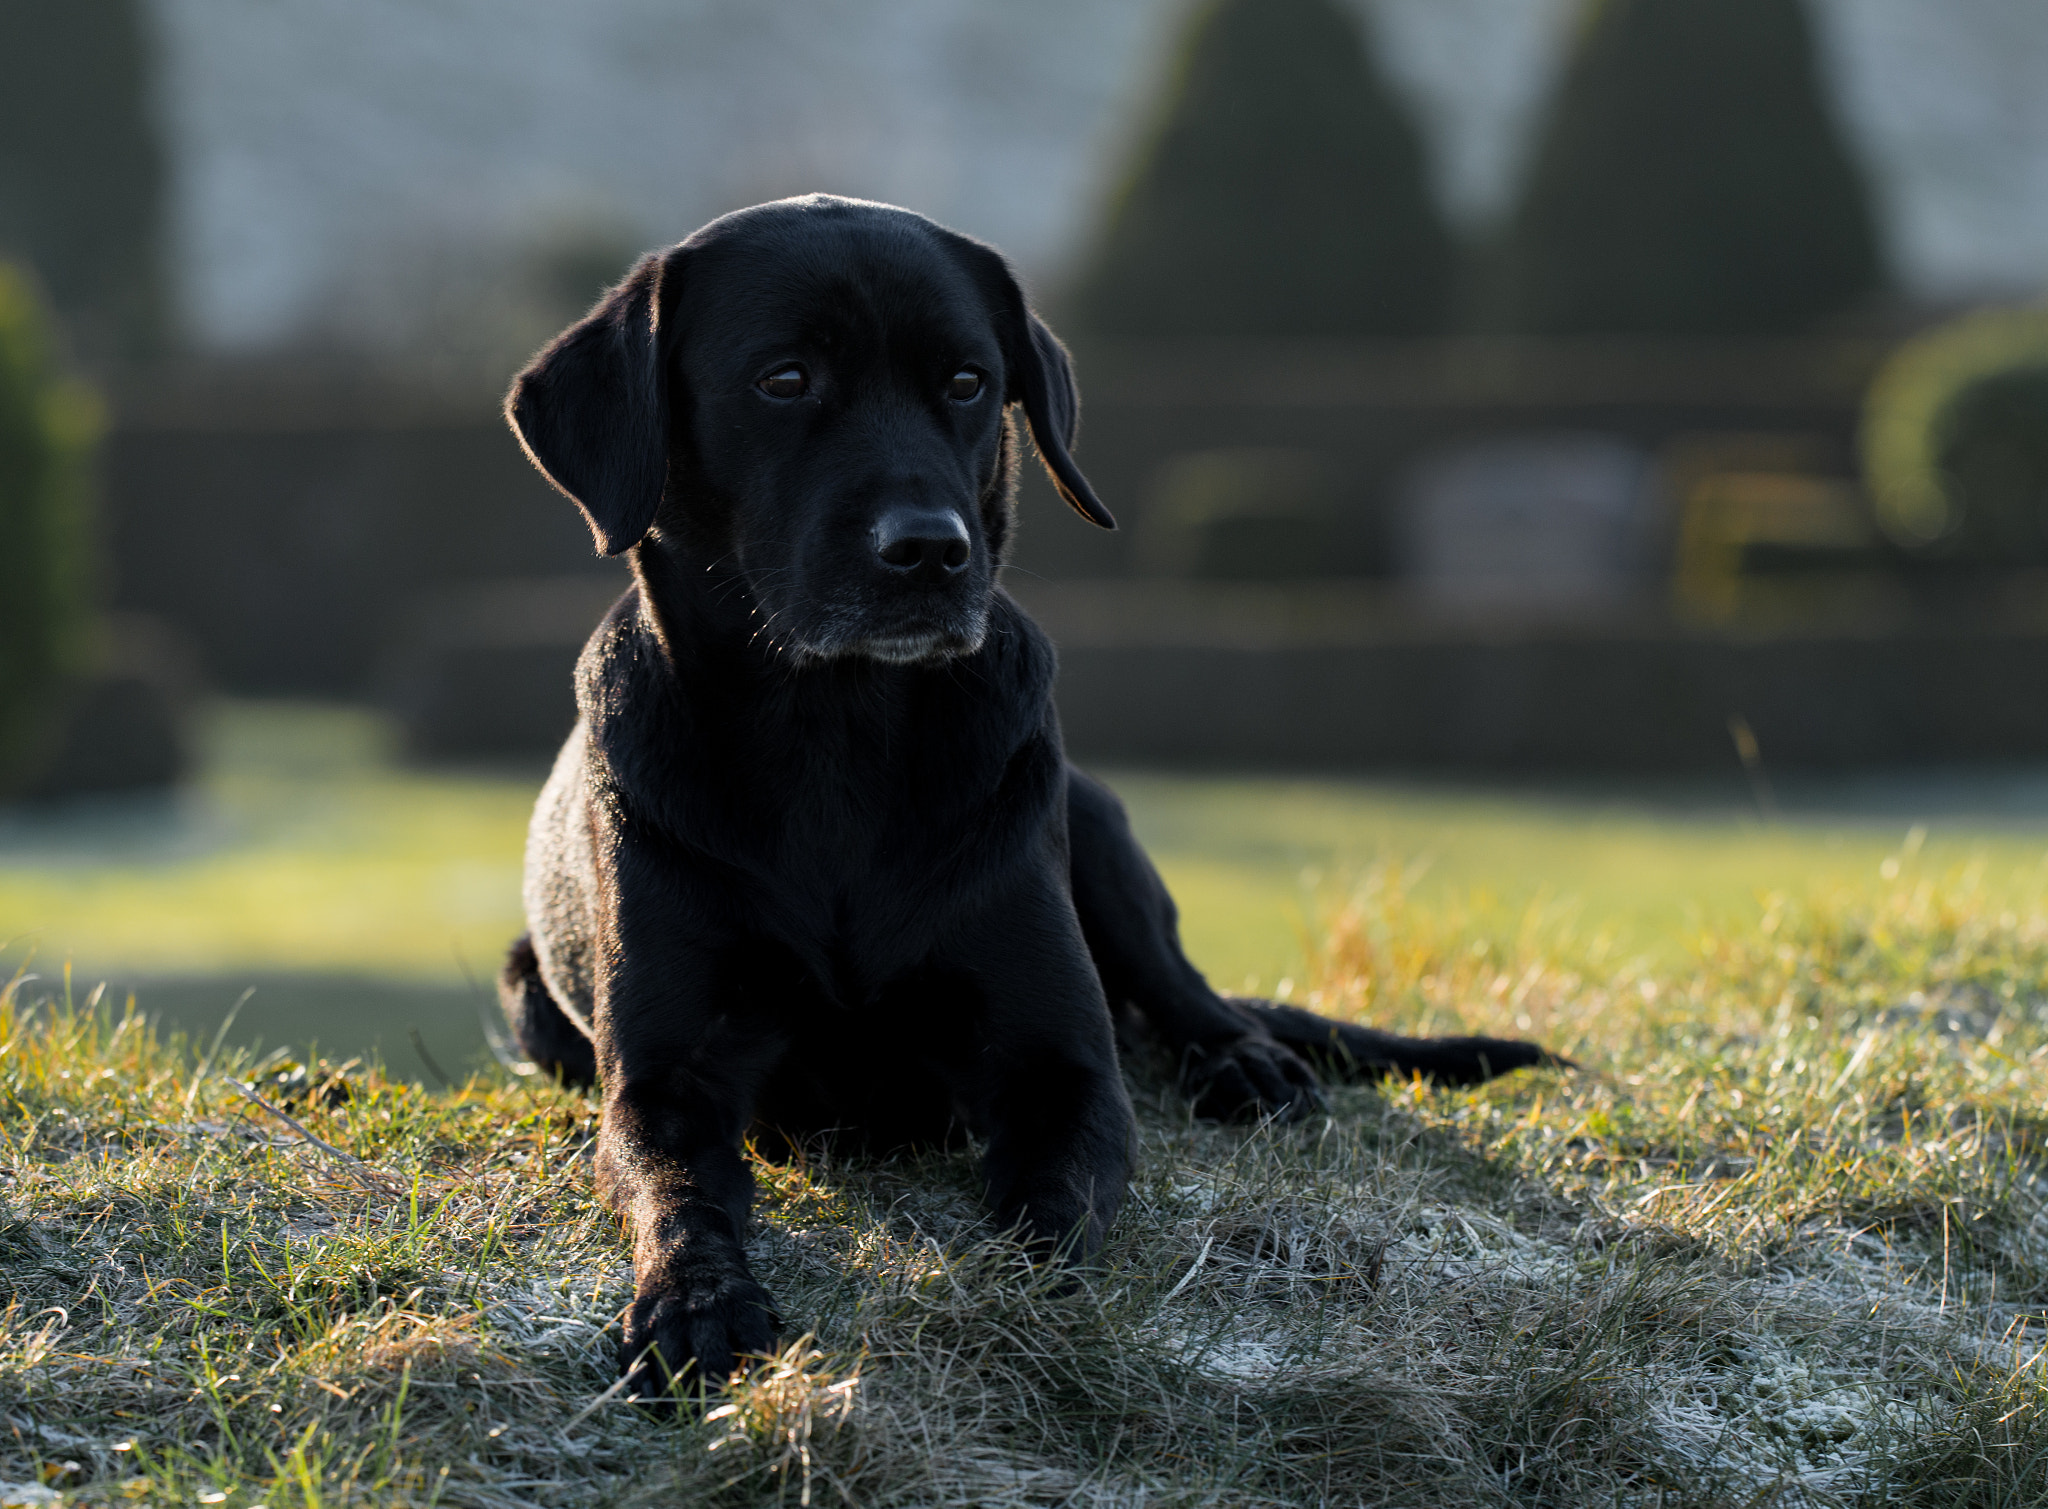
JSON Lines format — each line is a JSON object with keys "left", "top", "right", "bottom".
{"left": 770, "top": 599, "right": 990, "bottom": 667}
{"left": 848, "top": 628, "right": 983, "bottom": 665}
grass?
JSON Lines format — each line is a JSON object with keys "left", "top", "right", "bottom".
{"left": 1114, "top": 768, "right": 2048, "bottom": 982}
{"left": 7, "top": 846, "right": 2048, "bottom": 1505}
{"left": 0, "top": 704, "right": 530, "bottom": 985}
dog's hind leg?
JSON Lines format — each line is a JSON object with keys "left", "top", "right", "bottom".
{"left": 1065, "top": 768, "right": 1322, "bottom": 1120}
{"left": 1065, "top": 768, "right": 1559, "bottom": 1115}
{"left": 499, "top": 934, "right": 598, "bottom": 1088}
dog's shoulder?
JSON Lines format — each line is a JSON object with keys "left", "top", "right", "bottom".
{"left": 571, "top": 583, "right": 659, "bottom": 730}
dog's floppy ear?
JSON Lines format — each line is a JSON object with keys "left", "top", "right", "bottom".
{"left": 1014, "top": 312, "right": 1115, "bottom": 530}
{"left": 952, "top": 237, "right": 1114, "bottom": 530}
{"left": 505, "top": 247, "right": 686, "bottom": 556}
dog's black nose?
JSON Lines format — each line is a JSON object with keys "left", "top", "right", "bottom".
{"left": 872, "top": 508, "right": 971, "bottom": 583}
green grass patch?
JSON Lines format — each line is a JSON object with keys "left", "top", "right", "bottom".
{"left": 6, "top": 855, "right": 2048, "bottom": 1504}
{"left": 1116, "top": 769, "right": 2048, "bottom": 988}
{"left": 0, "top": 704, "right": 531, "bottom": 984}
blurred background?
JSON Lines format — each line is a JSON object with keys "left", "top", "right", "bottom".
{"left": 4, "top": 0, "right": 2048, "bottom": 1076}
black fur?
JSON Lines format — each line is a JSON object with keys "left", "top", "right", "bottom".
{"left": 497, "top": 196, "right": 1554, "bottom": 1400}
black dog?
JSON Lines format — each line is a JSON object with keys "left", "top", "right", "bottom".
{"left": 496, "top": 195, "right": 1551, "bottom": 1399}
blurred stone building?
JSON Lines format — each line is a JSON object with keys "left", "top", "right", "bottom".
{"left": 139, "top": 0, "right": 2048, "bottom": 359}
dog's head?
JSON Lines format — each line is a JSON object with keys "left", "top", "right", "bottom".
{"left": 505, "top": 195, "right": 1112, "bottom": 666}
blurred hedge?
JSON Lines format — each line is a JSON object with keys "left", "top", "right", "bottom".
{"left": 1863, "top": 306, "right": 2048, "bottom": 563}
{"left": 0, "top": 0, "right": 168, "bottom": 356}
{"left": 1066, "top": 0, "right": 1452, "bottom": 339}
{"left": 1493, "top": 0, "right": 1881, "bottom": 335}
{"left": 0, "top": 265, "right": 102, "bottom": 797}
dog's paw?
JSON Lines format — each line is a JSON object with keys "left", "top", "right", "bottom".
{"left": 1185, "top": 1034, "right": 1324, "bottom": 1123}
{"left": 620, "top": 1273, "right": 781, "bottom": 1406}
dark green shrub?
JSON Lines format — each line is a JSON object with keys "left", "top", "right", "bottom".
{"left": 1863, "top": 306, "right": 2048, "bottom": 562}
{"left": 0, "top": 264, "right": 102, "bottom": 795}
{"left": 1493, "top": 0, "right": 1882, "bottom": 336}
{"left": 1066, "top": 0, "right": 1453, "bottom": 339}
{"left": 0, "top": 0, "right": 168, "bottom": 356}
{"left": 1932, "top": 366, "right": 2048, "bottom": 566}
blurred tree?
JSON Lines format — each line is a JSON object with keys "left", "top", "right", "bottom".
{"left": 1492, "top": 0, "right": 1882, "bottom": 336}
{"left": 1066, "top": 0, "right": 1452, "bottom": 339}
{"left": 0, "top": 0, "right": 168, "bottom": 357}
{"left": 0, "top": 264, "right": 102, "bottom": 798}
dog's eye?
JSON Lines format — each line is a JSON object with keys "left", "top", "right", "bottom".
{"left": 758, "top": 366, "right": 808, "bottom": 399}
{"left": 948, "top": 370, "right": 982, "bottom": 402}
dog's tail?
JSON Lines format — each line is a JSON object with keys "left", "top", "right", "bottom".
{"left": 1230, "top": 998, "right": 1569, "bottom": 1086}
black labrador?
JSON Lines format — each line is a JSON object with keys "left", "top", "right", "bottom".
{"left": 496, "top": 195, "right": 1551, "bottom": 1400}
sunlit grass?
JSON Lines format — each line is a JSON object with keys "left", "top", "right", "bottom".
{"left": 7, "top": 855, "right": 2048, "bottom": 1504}
{"left": 1125, "top": 770, "right": 2048, "bottom": 988}
{"left": 0, "top": 704, "right": 531, "bottom": 984}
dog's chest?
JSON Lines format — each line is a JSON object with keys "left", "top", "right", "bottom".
{"left": 610, "top": 604, "right": 1057, "bottom": 986}
{"left": 675, "top": 711, "right": 1031, "bottom": 989}
{"left": 688, "top": 790, "right": 964, "bottom": 1008}
{"left": 764, "top": 754, "right": 965, "bottom": 905}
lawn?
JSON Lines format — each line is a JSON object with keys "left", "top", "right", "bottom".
{"left": 4, "top": 707, "right": 2048, "bottom": 1504}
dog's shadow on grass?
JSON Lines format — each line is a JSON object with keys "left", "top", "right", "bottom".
{"left": 719, "top": 1037, "right": 1684, "bottom": 1504}
{"left": 709, "top": 1019, "right": 2042, "bottom": 1508}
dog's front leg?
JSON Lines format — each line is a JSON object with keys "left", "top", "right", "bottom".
{"left": 949, "top": 889, "right": 1136, "bottom": 1263}
{"left": 591, "top": 934, "right": 786, "bottom": 1401}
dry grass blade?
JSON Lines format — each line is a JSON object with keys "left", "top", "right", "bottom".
{"left": 221, "top": 1074, "right": 406, "bottom": 1197}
